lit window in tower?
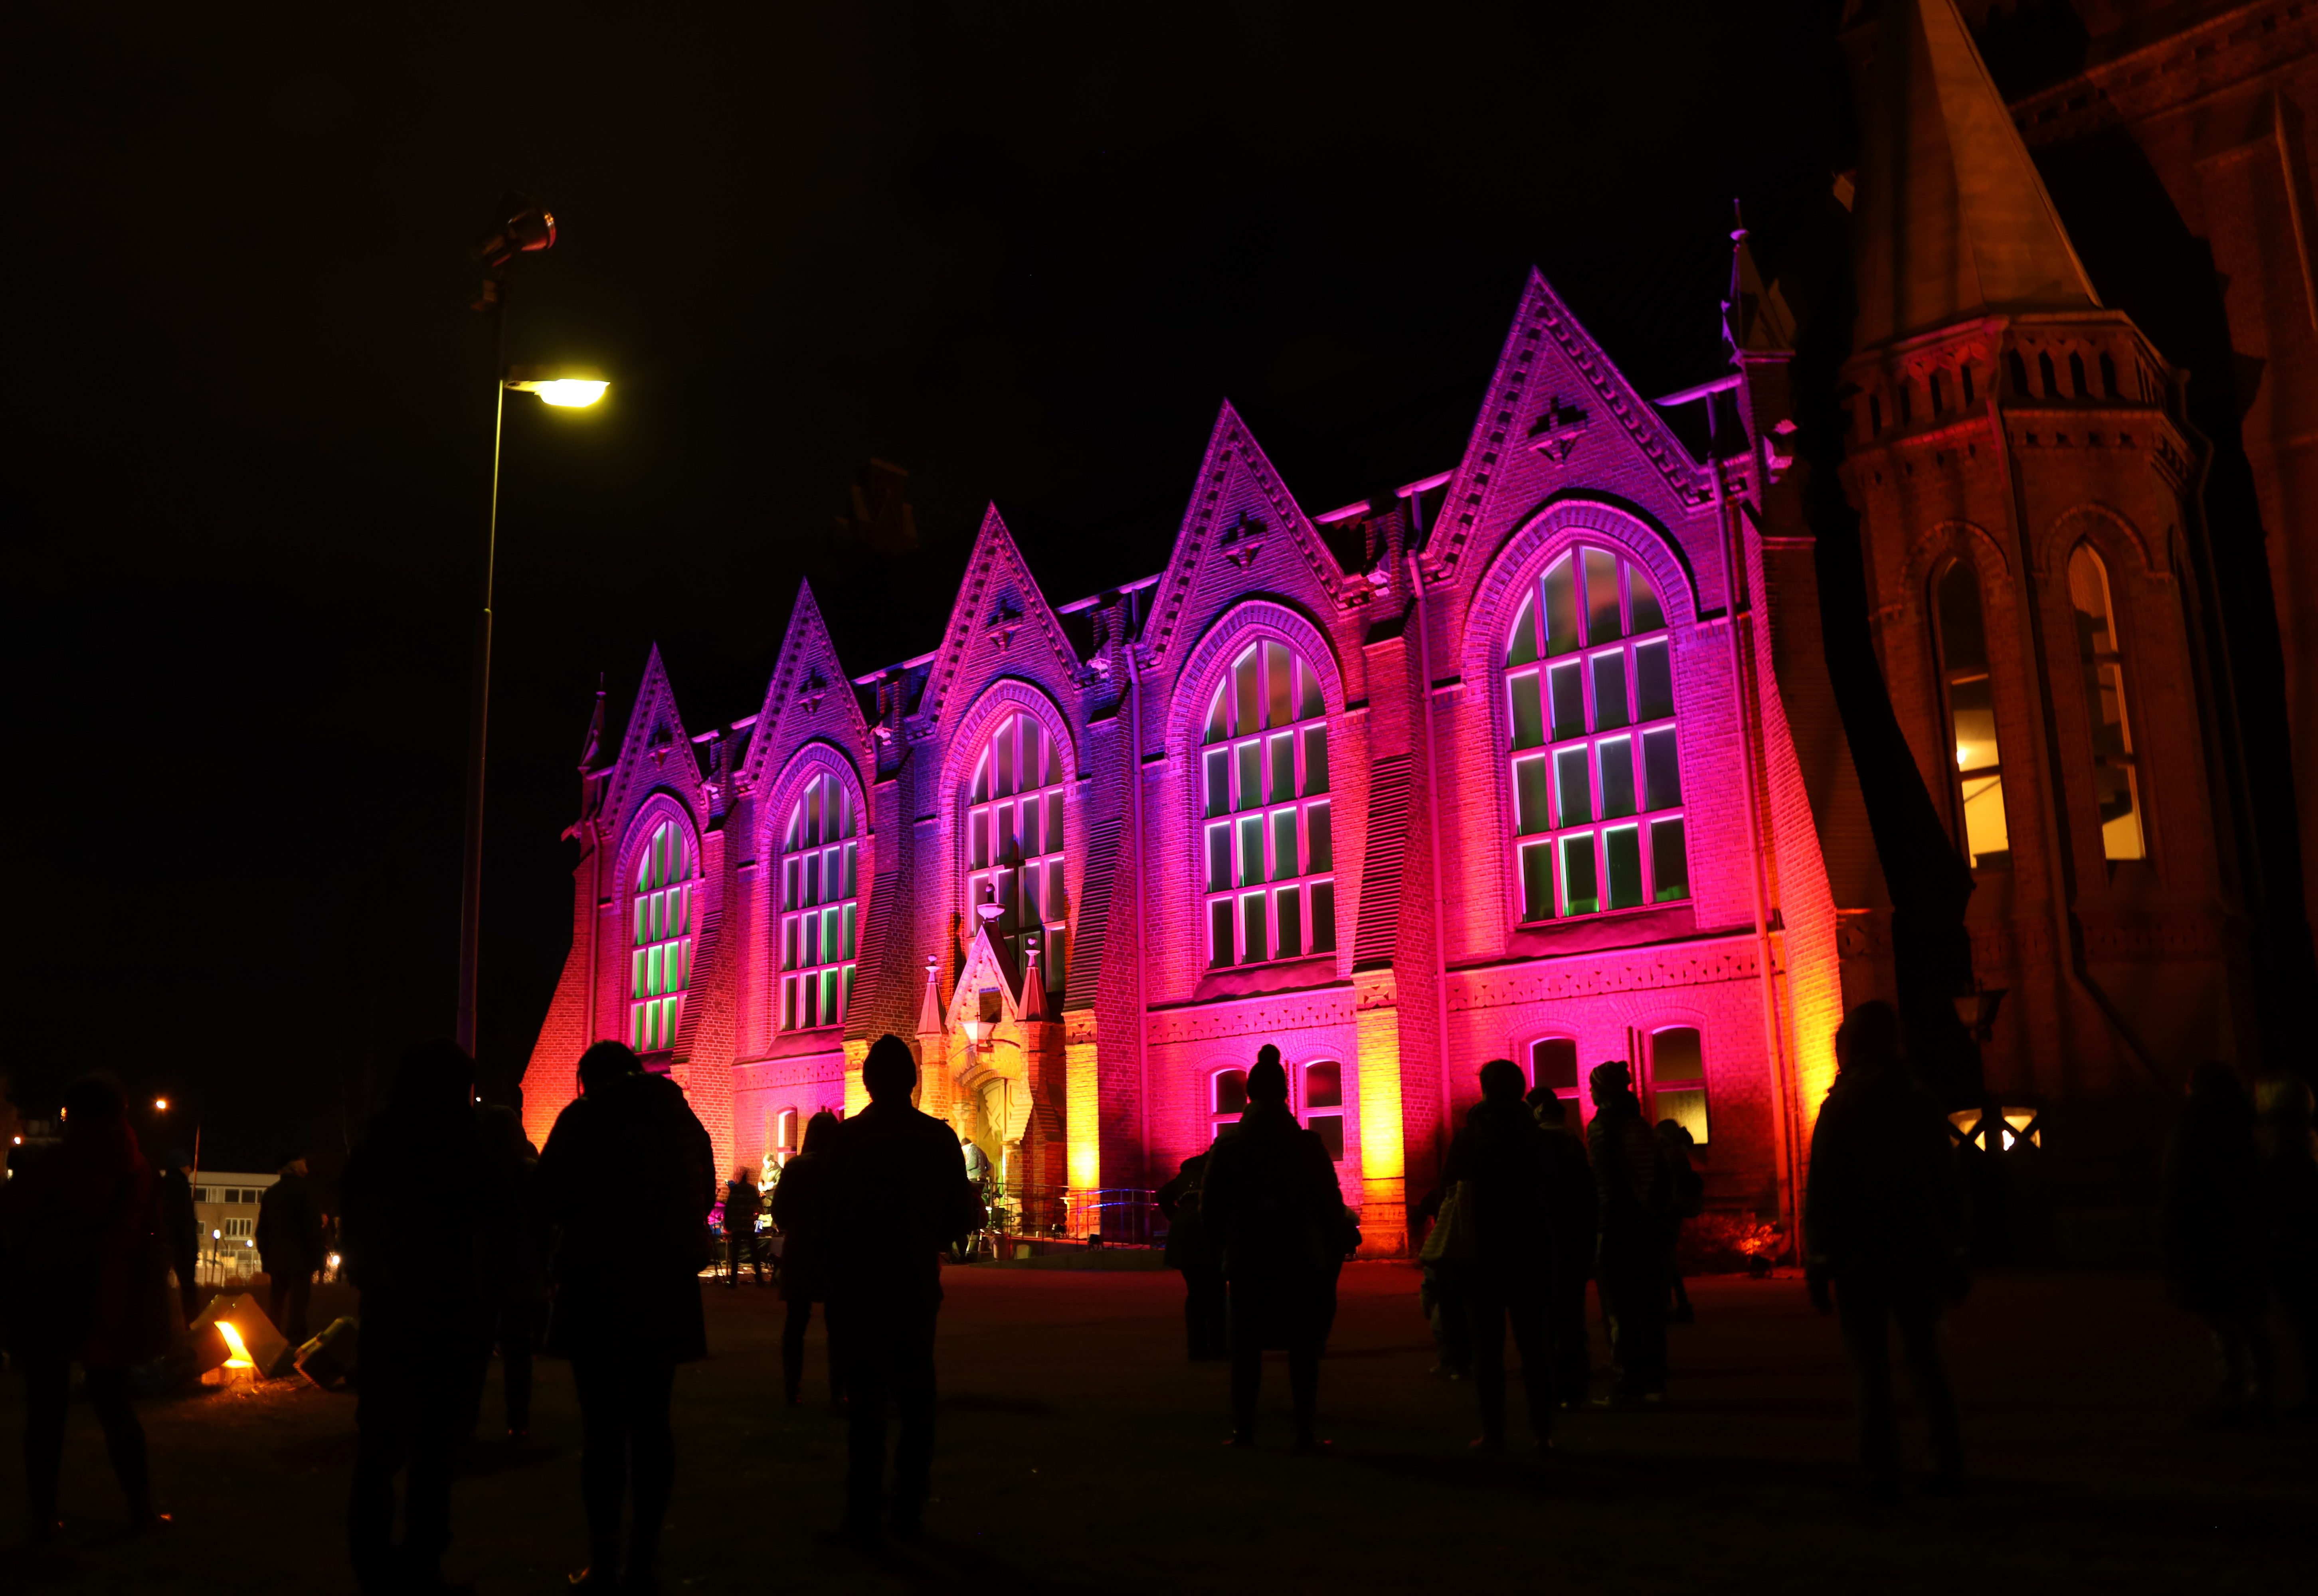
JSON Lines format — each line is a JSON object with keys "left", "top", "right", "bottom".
{"left": 965, "top": 713, "right": 1068, "bottom": 998}
{"left": 2067, "top": 544, "right": 2146, "bottom": 860}
{"left": 1505, "top": 545, "right": 1688, "bottom": 922}
{"left": 1934, "top": 558, "right": 2011, "bottom": 869}
{"left": 629, "top": 818, "right": 696, "bottom": 1054}
{"left": 1199, "top": 640, "right": 1335, "bottom": 968}
{"left": 777, "top": 771, "right": 860, "bottom": 1031}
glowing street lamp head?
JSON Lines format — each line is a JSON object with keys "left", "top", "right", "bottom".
{"left": 153, "top": 1097, "right": 168, "bottom": 1112}
{"left": 505, "top": 364, "right": 608, "bottom": 408}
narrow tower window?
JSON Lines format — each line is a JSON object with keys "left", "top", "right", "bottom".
{"left": 2098, "top": 351, "right": 2120, "bottom": 399}
{"left": 2007, "top": 350, "right": 2030, "bottom": 395}
{"left": 778, "top": 770, "right": 861, "bottom": 1031}
{"left": 2067, "top": 544, "right": 2146, "bottom": 860}
{"left": 2038, "top": 351, "right": 2059, "bottom": 397}
{"left": 1934, "top": 559, "right": 2011, "bottom": 869}
{"left": 1200, "top": 640, "right": 1334, "bottom": 968}
{"left": 630, "top": 817, "right": 696, "bottom": 1053}
{"left": 2067, "top": 352, "right": 2088, "bottom": 398}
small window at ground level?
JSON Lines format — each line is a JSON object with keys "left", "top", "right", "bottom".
{"left": 1648, "top": 1026, "right": 1708, "bottom": 1145}
{"left": 1529, "top": 1037, "right": 1580, "bottom": 1098}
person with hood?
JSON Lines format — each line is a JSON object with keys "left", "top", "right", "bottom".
{"left": 258, "top": 1156, "right": 326, "bottom": 1348}
{"left": 159, "top": 1148, "right": 200, "bottom": 1323}
{"left": 536, "top": 1041, "right": 717, "bottom": 1593}
{"left": 1157, "top": 1150, "right": 1225, "bottom": 1361}
{"left": 2161, "top": 1060, "right": 2274, "bottom": 1422}
{"left": 478, "top": 1104, "right": 548, "bottom": 1439}
{"left": 1199, "top": 1045, "right": 1347, "bottom": 1451}
{"left": 1527, "top": 1087, "right": 1596, "bottom": 1407}
{"left": 1587, "top": 1059, "right": 1672, "bottom": 1402}
{"left": 1444, "top": 1060, "right": 1556, "bottom": 1450}
{"left": 1, "top": 1072, "right": 171, "bottom": 1539}
{"left": 1805, "top": 1001, "right": 1966, "bottom": 1498}
{"left": 341, "top": 1041, "right": 502, "bottom": 1595}
{"left": 2254, "top": 1072, "right": 2318, "bottom": 1421}
{"left": 823, "top": 1035, "right": 983, "bottom": 1544}
{"left": 723, "top": 1165, "right": 766, "bottom": 1288}
{"left": 770, "top": 1109, "right": 843, "bottom": 1405}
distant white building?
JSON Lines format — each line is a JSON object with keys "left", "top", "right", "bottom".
{"left": 193, "top": 1170, "right": 278, "bottom": 1284}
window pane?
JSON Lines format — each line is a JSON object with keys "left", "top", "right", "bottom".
{"left": 1046, "top": 737, "right": 1063, "bottom": 787}
{"left": 1936, "top": 561, "right": 1990, "bottom": 672}
{"left": 1605, "top": 824, "right": 1644, "bottom": 909}
{"left": 1311, "top": 882, "right": 1337, "bottom": 952}
{"left": 1514, "top": 754, "right": 1551, "bottom": 836}
{"left": 1205, "top": 750, "right": 1230, "bottom": 818}
{"left": 634, "top": 948, "right": 648, "bottom": 998}
{"left": 1583, "top": 549, "right": 1622, "bottom": 643}
{"left": 1242, "top": 893, "right": 1268, "bottom": 963}
{"left": 1599, "top": 736, "right": 1636, "bottom": 818}
{"left": 1272, "top": 809, "right": 1299, "bottom": 880}
{"left": 1303, "top": 726, "right": 1329, "bottom": 795}
{"left": 969, "top": 809, "right": 989, "bottom": 870}
{"left": 1519, "top": 841, "right": 1554, "bottom": 924}
{"left": 2096, "top": 762, "right": 2144, "bottom": 861}
{"left": 1210, "top": 899, "right": 1236, "bottom": 968}
{"left": 803, "top": 976, "right": 819, "bottom": 1029}
{"left": 1543, "top": 557, "right": 1580, "bottom": 656}
{"left": 1950, "top": 676, "right": 2000, "bottom": 774}
{"left": 823, "top": 970, "right": 839, "bottom": 1024}
{"left": 843, "top": 903, "right": 857, "bottom": 960}
{"left": 1634, "top": 640, "right": 1673, "bottom": 722}
{"left": 1510, "top": 672, "right": 1546, "bottom": 751}
{"left": 1653, "top": 1026, "right": 1703, "bottom": 1081}
{"left": 1236, "top": 743, "right": 1261, "bottom": 812}
{"left": 1234, "top": 648, "right": 1260, "bottom": 735}
{"left": 845, "top": 840, "right": 859, "bottom": 899}
{"left": 1048, "top": 860, "right": 1068, "bottom": 918}
{"left": 1276, "top": 885, "right": 1302, "bottom": 958}
{"left": 1531, "top": 1038, "right": 1578, "bottom": 1092}
{"left": 1309, "top": 803, "right": 1333, "bottom": 872}
{"left": 804, "top": 853, "right": 820, "bottom": 906}
{"left": 802, "top": 914, "right": 819, "bottom": 966}
{"left": 1265, "top": 640, "right": 1293, "bottom": 729}
{"left": 1549, "top": 660, "right": 1585, "bottom": 743}
{"left": 1555, "top": 746, "right": 1591, "bottom": 825}
{"left": 1207, "top": 822, "right": 1232, "bottom": 892}
{"left": 1205, "top": 686, "right": 1228, "bottom": 746}
{"left": 972, "top": 755, "right": 989, "bottom": 803}
{"left": 781, "top": 978, "right": 794, "bottom": 1031}
{"left": 1041, "top": 792, "right": 1061, "bottom": 856}
{"left": 1310, "top": 1113, "right": 1345, "bottom": 1161}
{"left": 1238, "top": 815, "right": 1264, "bottom": 887}
{"left": 1592, "top": 650, "right": 1630, "bottom": 731}
{"left": 1506, "top": 593, "right": 1539, "bottom": 668}
{"left": 1023, "top": 863, "right": 1041, "bottom": 926}
{"left": 1644, "top": 728, "right": 1682, "bottom": 812}
{"left": 1561, "top": 834, "right": 1599, "bottom": 915}
{"left": 649, "top": 945, "right": 664, "bottom": 996}
{"left": 1215, "top": 1069, "right": 1248, "bottom": 1114}
{"left": 1652, "top": 818, "right": 1690, "bottom": 902}
{"left": 1270, "top": 733, "right": 1296, "bottom": 804}
{"left": 1655, "top": 1088, "right": 1709, "bottom": 1145}
{"left": 1962, "top": 773, "right": 2010, "bottom": 867}
{"left": 780, "top": 920, "right": 795, "bottom": 972}
{"left": 1305, "top": 1060, "right": 1341, "bottom": 1108}
{"left": 1299, "top": 659, "right": 1323, "bottom": 721}
{"left": 1630, "top": 565, "right": 1665, "bottom": 633}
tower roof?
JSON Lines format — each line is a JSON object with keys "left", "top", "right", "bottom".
{"left": 1851, "top": 0, "right": 2100, "bottom": 352}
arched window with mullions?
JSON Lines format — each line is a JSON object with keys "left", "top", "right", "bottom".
{"left": 2067, "top": 544, "right": 2146, "bottom": 860}
{"left": 1933, "top": 557, "right": 2011, "bottom": 869}
{"left": 1200, "top": 639, "right": 1335, "bottom": 968}
{"left": 965, "top": 712, "right": 1068, "bottom": 998}
{"left": 777, "top": 770, "right": 860, "bottom": 1032}
{"left": 630, "top": 816, "right": 697, "bottom": 1054}
{"left": 1505, "top": 544, "right": 1688, "bottom": 922}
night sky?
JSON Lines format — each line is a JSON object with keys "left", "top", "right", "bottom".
{"left": 10, "top": 4, "right": 1852, "bottom": 1167}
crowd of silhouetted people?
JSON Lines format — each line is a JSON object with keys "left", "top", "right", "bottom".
{"left": 1, "top": 1002, "right": 2312, "bottom": 1588}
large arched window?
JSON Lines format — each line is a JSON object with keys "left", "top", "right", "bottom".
{"left": 1933, "top": 558, "right": 2011, "bottom": 869}
{"left": 965, "top": 712, "right": 1067, "bottom": 997}
{"left": 1505, "top": 545, "right": 1686, "bottom": 921}
{"left": 778, "top": 770, "right": 859, "bottom": 1031}
{"left": 630, "top": 817, "right": 696, "bottom": 1054}
{"left": 2067, "top": 544, "right": 2145, "bottom": 860}
{"left": 1201, "top": 639, "right": 1335, "bottom": 966}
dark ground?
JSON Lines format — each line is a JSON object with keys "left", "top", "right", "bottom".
{"left": 1, "top": 1264, "right": 2306, "bottom": 1594}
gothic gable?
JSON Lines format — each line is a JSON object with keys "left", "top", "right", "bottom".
{"left": 738, "top": 580, "right": 871, "bottom": 798}
{"left": 599, "top": 644, "right": 702, "bottom": 841}
{"left": 912, "top": 505, "right": 1081, "bottom": 728}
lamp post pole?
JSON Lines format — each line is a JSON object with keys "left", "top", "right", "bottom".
{"left": 454, "top": 293, "right": 512, "bottom": 1059}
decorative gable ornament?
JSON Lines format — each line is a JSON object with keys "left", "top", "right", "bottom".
{"left": 797, "top": 669, "right": 828, "bottom": 713}
{"left": 1528, "top": 396, "right": 1590, "bottom": 464}
{"left": 1221, "top": 510, "right": 1266, "bottom": 571}
{"left": 984, "top": 596, "right": 1023, "bottom": 651}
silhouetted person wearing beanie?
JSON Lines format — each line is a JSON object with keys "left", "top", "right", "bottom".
{"left": 2162, "top": 1061, "right": 2273, "bottom": 1423}
{"left": 825, "top": 1035, "right": 982, "bottom": 1543}
{"left": 1201, "top": 1045, "right": 1346, "bottom": 1450}
{"left": 1806, "top": 1001, "right": 1966, "bottom": 1499}
{"left": 1589, "top": 1059, "right": 1672, "bottom": 1401}
{"left": 1446, "top": 1059, "right": 1556, "bottom": 1450}
{"left": 1527, "top": 1086, "right": 1596, "bottom": 1406}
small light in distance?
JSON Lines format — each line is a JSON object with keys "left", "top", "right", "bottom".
{"left": 531, "top": 379, "right": 608, "bottom": 407}
{"left": 154, "top": 1097, "right": 169, "bottom": 1111}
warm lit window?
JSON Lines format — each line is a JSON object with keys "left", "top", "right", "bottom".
{"left": 2067, "top": 545, "right": 2145, "bottom": 860}
{"left": 1303, "top": 1061, "right": 1345, "bottom": 1161}
{"left": 776, "top": 1107, "right": 799, "bottom": 1156}
{"left": 1505, "top": 545, "right": 1688, "bottom": 921}
{"left": 966, "top": 713, "right": 1067, "bottom": 998}
{"left": 1648, "top": 1026, "right": 1708, "bottom": 1145}
{"left": 779, "top": 772, "right": 860, "bottom": 1031}
{"left": 1211, "top": 1069, "right": 1248, "bottom": 1138}
{"left": 630, "top": 817, "right": 696, "bottom": 1053}
{"left": 1201, "top": 640, "right": 1336, "bottom": 967}
{"left": 1529, "top": 1037, "right": 1580, "bottom": 1105}
{"left": 1933, "top": 559, "right": 2011, "bottom": 868}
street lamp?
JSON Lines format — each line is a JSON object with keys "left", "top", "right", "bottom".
{"left": 454, "top": 193, "right": 609, "bottom": 1059}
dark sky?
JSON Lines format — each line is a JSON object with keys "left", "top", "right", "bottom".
{"left": 9, "top": 3, "right": 1850, "bottom": 1166}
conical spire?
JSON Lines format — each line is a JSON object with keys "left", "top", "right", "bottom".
{"left": 1851, "top": 0, "right": 2099, "bottom": 351}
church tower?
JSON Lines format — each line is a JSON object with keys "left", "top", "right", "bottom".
{"left": 1840, "top": 0, "right": 2259, "bottom": 1247}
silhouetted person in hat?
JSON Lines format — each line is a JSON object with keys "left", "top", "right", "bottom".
{"left": 342, "top": 1040, "right": 501, "bottom": 1594}
{"left": 159, "top": 1148, "right": 200, "bottom": 1324}
{"left": 1527, "top": 1086, "right": 1596, "bottom": 1406}
{"left": 771, "top": 1109, "right": 843, "bottom": 1405}
{"left": 537, "top": 1040, "right": 717, "bottom": 1592}
{"left": 2162, "top": 1060, "right": 2273, "bottom": 1424}
{"left": 1201, "top": 1045, "right": 1346, "bottom": 1450}
{"left": 1446, "top": 1060, "right": 1556, "bottom": 1450}
{"left": 824, "top": 1035, "right": 982, "bottom": 1543}
{"left": 1, "top": 1072, "right": 170, "bottom": 1541}
{"left": 1588, "top": 1059, "right": 1671, "bottom": 1402}
{"left": 1157, "top": 1150, "right": 1225, "bottom": 1361}
{"left": 1805, "top": 1001, "right": 1966, "bottom": 1499}
{"left": 259, "top": 1156, "right": 325, "bottom": 1348}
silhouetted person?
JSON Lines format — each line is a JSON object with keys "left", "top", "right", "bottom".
{"left": 0, "top": 1073, "right": 169, "bottom": 1540}
{"left": 537, "top": 1041, "right": 716, "bottom": 1592}
{"left": 1527, "top": 1088, "right": 1596, "bottom": 1406}
{"left": 159, "top": 1148, "right": 200, "bottom": 1323}
{"left": 1414, "top": 1180, "right": 1473, "bottom": 1381}
{"left": 1588, "top": 1059, "right": 1671, "bottom": 1402}
{"left": 824, "top": 1035, "right": 981, "bottom": 1543}
{"left": 2255, "top": 1073, "right": 2318, "bottom": 1421}
{"left": 259, "top": 1156, "right": 325, "bottom": 1348}
{"left": 1805, "top": 1001, "right": 1966, "bottom": 1499}
{"left": 341, "top": 1041, "right": 500, "bottom": 1594}
{"left": 1445, "top": 1060, "right": 1556, "bottom": 1450}
{"left": 771, "top": 1110, "right": 843, "bottom": 1405}
{"left": 479, "top": 1105, "right": 547, "bottom": 1438}
{"left": 1657, "top": 1120, "right": 1703, "bottom": 1325}
{"left": 2161, "top": 1061, "right": 2273, "bottom": 1422}
{"left": 1157, "top": 1151, "right": 1225, "bottom": 1361}
{"left": 1201, "top": 1045, "right": 1346, "bottom": 1450}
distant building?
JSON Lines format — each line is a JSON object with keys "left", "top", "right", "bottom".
{"left": 193, "top": 1170, "right": 277, "bottom": 1283}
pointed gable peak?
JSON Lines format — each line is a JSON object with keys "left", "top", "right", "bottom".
{"left": 1852, "top": 0, "right": 2099, "bottom": 351}
{"left": 914, "top": 503, "right": 1079, "bottom": 725}
{"left": 742, "top": 577, "right": 868, "bottom": 790}
{"left": 602, "top": 643, "right": 696, "bottom": 822}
